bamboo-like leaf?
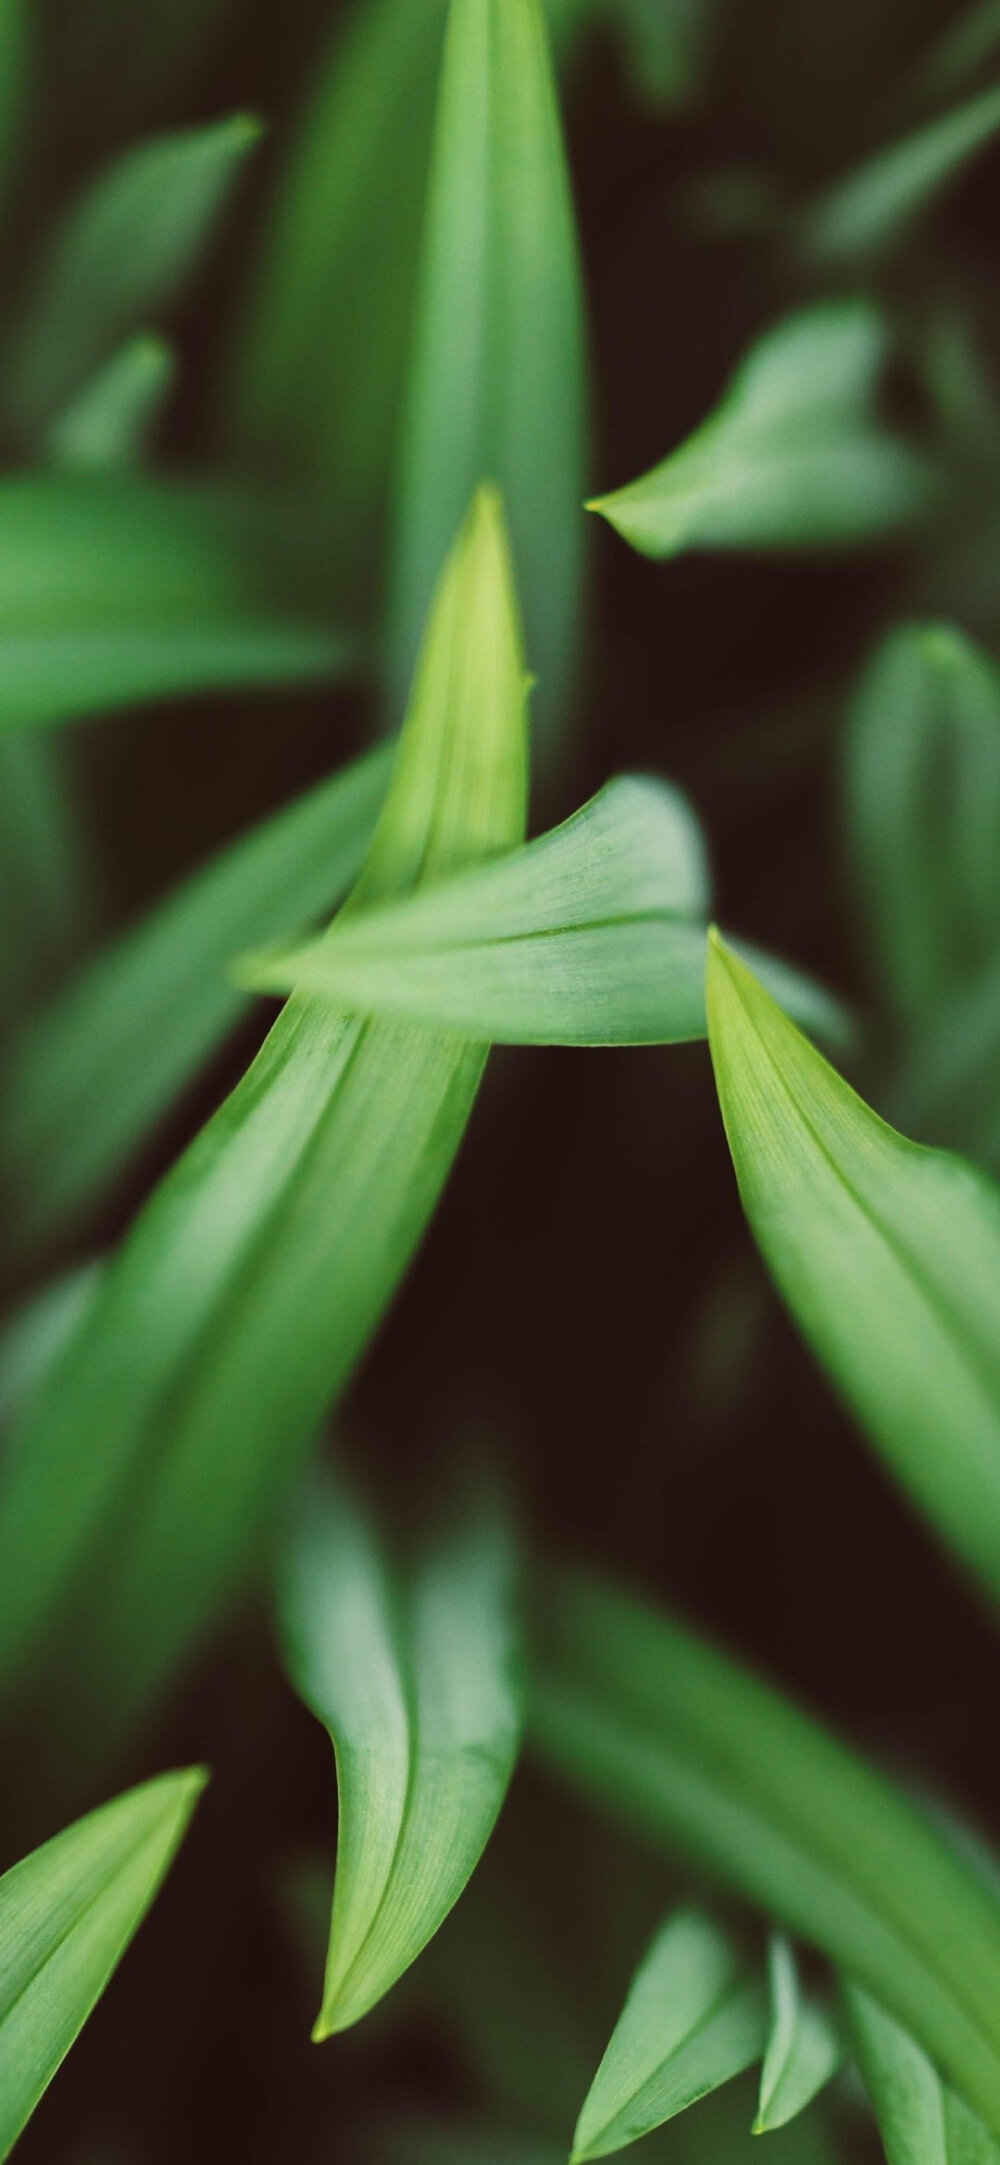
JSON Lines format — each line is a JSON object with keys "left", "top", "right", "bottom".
{"left": 0, "top": 1767, "right": 205, "bottom": 2161}
{"left": 844, "top": 624, "right": 1000, "bottom": 1022}
{"left": 280, "top": 1471, "right": 521, "bottom": 2035}
{"left": 235, "top": 774, "right": 848, "bottom": 1051}
{"left": 590, "top": 304, "right": 933, "bottom": 561}
{"left": 755, "top": 1939, "right": 841, "bottom": 2134}
{"left": 800, "top": 82, "right": 1000, "bottom": 265}
{"left": 571, "top": 1909, "right": 766, "bottom": 2161}
{"left": 706, "top": 931, "right": 1000, "bottom": 1610}
{"left": 229, "top": 0, "right": 449, "bottom": 606}
{"left": 4, "top": 115, "right": 260, "bottom": 442}
{"left": 2, "top": 743, "right": 390, "bottom": 1256}
{"left": 0, "top": 474, "right": 347, "bottom": 730}
{"left": 0, "top": 486, "right": 527, "bottom": 1762}
{"left": 530, "top": 1567, "right": 1000, "bottom": 2132}
{"left": 845, "top": 1983, "right": 1000, "bottom": 2165}
{"left": 386, "top": 0, "right": 587, "bottom": 741}
{"left": 45, "top": 335, "right": 176, "bottom": 474}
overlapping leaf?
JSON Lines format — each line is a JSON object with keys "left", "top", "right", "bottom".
{"left": 385, "top": 0, "right": 587, "bottom": 738}
{"left": 280, "top": 1471, "right": 521, "bottom": 2034}
{"left": 0, "top": 487, "right": 527, "bottom": 1763}
{"left": 2, "top": 742, "right": 390, "bottom": 1255}
{"left": 706, "top": 932, "right": 1000, "bottom": 1611}
{"left": 571, "top": 1909, "right": 766, "bottom": 2161}
{"left": 755, "top": 1939, "right": 841, "bottom": 2134}
{"left": 845, "top": 1983, "right": 1000, "bottom": 2165}
{"left": 590, "top": 304, "right": 933, "bottom": 560}
{"left": 0, "top": 1768, "right": 205, "bottom": 2160}
{"left": 530, "top": 1567, "right": 1000, "bottom": 2131}
{"left": 0, "top": 474, "right": 347, "bottom": 729}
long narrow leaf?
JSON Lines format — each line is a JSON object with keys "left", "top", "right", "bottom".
{"left": 0, "top": 486, "right": 527, "bottom": 1762}
{"left": 386, "top": 0, "right": 587, "bottom": 740}
{"left": 571, "top": 1909, "right": 766, "bottom": 2161}
{"left": 530, "top": 1567, "right": 1000, "bottom": 2132}
{"left": 706, "top": 931, "right": 1000, "bottom": 1611}
{"left": 755, "top": 1939, "right": 841, "bottom": 2134}
{"left": 4, "top": 115, "right": 260, "bottom": 442}
{"left": 800, "top": 82, "right": 1000, "bottom": 265}
{"left": 0, "top": 474, "right": 348, "bottom": 729}
{"left": 2, "top": 743, "right": 390, "bottom": 1255}
{"left": 590, "top": 304, "right": 933, "bottom": 561}
{"left": 280, "top": 1471, "right": 521, "bottom": 2034}
{"left": 845, "top": 1983, "right": 1000, "bottom": 2165}
{"left": 0, "top": 1767, "right": 205, "bottom": 2161}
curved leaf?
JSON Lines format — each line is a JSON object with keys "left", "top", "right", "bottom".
{"left": 0, "top": 1767, "right": 205, "bottom": 2161}
{"left": 800, "top": 82, "right": 1000, "bottom": 265}
{"left": 280, "top": 1471, "right": 521, "bottom": 2034}
{"left": 706, "top": 930, "right": 1000, "bottom": 1611}
{"left": 755, "top": 1938, "right": 841, "bottom": 2134}
{"left": 845, "top": 1983, "right": 1000, "bottom": 2165}
{"left": 571, "top": 1909, "right": 766, "bottom": 2161}
{"left": 590, "top": 305, "right": 933, "bottom": 561}
{"left": 531, "top": 1567, "right": 1000, "bottom": 2132}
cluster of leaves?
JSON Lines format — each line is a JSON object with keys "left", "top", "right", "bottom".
{"left": 2, "top": 0, "right": 1000, "bottom": 2159}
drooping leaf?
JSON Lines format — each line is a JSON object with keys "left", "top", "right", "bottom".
{"left": 590, "top": 305, "right": 933, "bottom": 561}
{"left": 706, "top": 931, "right": 1000, "bottom": 1611}
{"left": 0, "top": 474, "right": 348, "bottom": 730}
{"left": 844, "top": 624, "right": 1000, "bottom": 1021}
{"left": 755, "top": 1939, "right": 841, "bottom": 2134}
{"left": 235, "top": 773, "right": 848, "bottom": 1051}
{"left": 3, "top": 114, "right": 260, "bottom": 443}
{"left": 0, "top": 486, "right": 527, "bottom": 1765}
{"left": 2, "top": 743, "right": 389, "bottom": 1256}
{"left": 228, "top": 0, "right": 448, "bottom": 609}
{"left": 845, "top": 1982, "right": 1000, "bottom": 2165}
{"left": 530, "top": 1567, "right": 1000, "bottom": 2132}
{"left": 571, "top": 1909, "right": 766, "bottom": 2161}
{"left": 279, "top": 1470, "right": 521, "bottom": 2034}
{"left": 800, "top": 81, "right": 1000, "bottom": 265}
{"left": 385, "top": 0, "right": 587, "bottom": 741}
{"left": 0, "top": 1767, "right": 205, "bottom": 2161}
{"left": 45, "top": 334, "right": 175, "bottom": 473}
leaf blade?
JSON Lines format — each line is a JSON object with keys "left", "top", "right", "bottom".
{"left": 755, "top": 1937, "right": 841, "bottom": 2133}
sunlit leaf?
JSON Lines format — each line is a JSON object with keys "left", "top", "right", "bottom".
{"left": 571, "top": 1909, "right": 766, "bottom": 2161}
{"left": 845, "top": 1983, "right": 1000, "bottom": 2165}
{"left": 0, "top": 1767, "right": 205, "bottom": 2161}
{"left": 236, "top": 773, "right": 848, "bottom": 1051}
{"left": 706, "top": 931, "right": 1000, "bottom": 1610}
{"left": 386, "top": 0, "right": 587, "bottom": 741}
{"left": 2, "top": 742, "right": 390, "bottom": 1256}
{"left": 844, "top": 624, "right": 1000, "bottom": 1021}
{"left": 0, "top": 486, "right": 527, "bottom": 1765}
{"left": 755, "top": 1939, "right": 841, "bottom": 2134}
{"left": 45, "top": 334, "right": 175, "bottom": 473}
{"left": 800, "top": 81, "right": 1000, "bottom": 265}
{"left": 590, "top": 305, "right": 932, "bottom": 560}
{"left": 531, "top": 1567, "right": 1000, "bottom": 2131}
{"left": 4, "top": 114, "right": 260, "bottom": 442}
{"left": 280, "top": 1469, "right": 521, "bottom": 2034}
{"left": 0, "top": 474, "right": 348, "bottom": 730}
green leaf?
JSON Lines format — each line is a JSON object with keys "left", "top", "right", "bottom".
{"left": 1, "top": 742, "right": 390, "bottom": 1257}
{"left": 280, "top": 1470, "right": 521, "bottom": 2034}
{"left": 845, "top": 1983, "right": 1000, "bottom": 2165}
{"left": 235, "top": 774, "right": 848, "bottom": 1052}
{"left": 0, "top": 474, "right": 348, "bottom": 730}
{"left": 228, "top": 0, "right": 449, "bottom": 608}
{"left": 386, "top": 0, "right": 587, "bottom": 742}
{"left": 0, "top": 728, "right": 93, "bottom": 1011}
{"left": 0, "top": 1767, "right": 205, "bottom": 2161}
{"left": 706, "top": 930, "right": 1000, "bottom": 1611}
{"left": 3, "top": 115, "right": 260, "bottom": 443}
{"left": 754, "top": 1939, "right": 841, "bottom": 2134}
{"left": 590, "top": 304, "right": 933, "bottom": 560}
{"left": 844, "top": 624, "right": 1000, "bottom": 1022}
{"left": 530, "top": 1567, "right": 1000, "bottom": 2133}
{"left": 571, "top": 1909, "right": 766, "bottom": 2161}
{"left": 45, "top": 334, "right": 175, "bottom": 474}
{"left": 0, "top": 485, "right": 527, "bottom": 1763}
{"left": 800, "top": 81, "right": 1000, "bottom": 265}
{"left": 890, "top": 954, "right": 1000, "bottom": 1179}
{"left": 610, "top": 0, "right": 716, "bottom": 106}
